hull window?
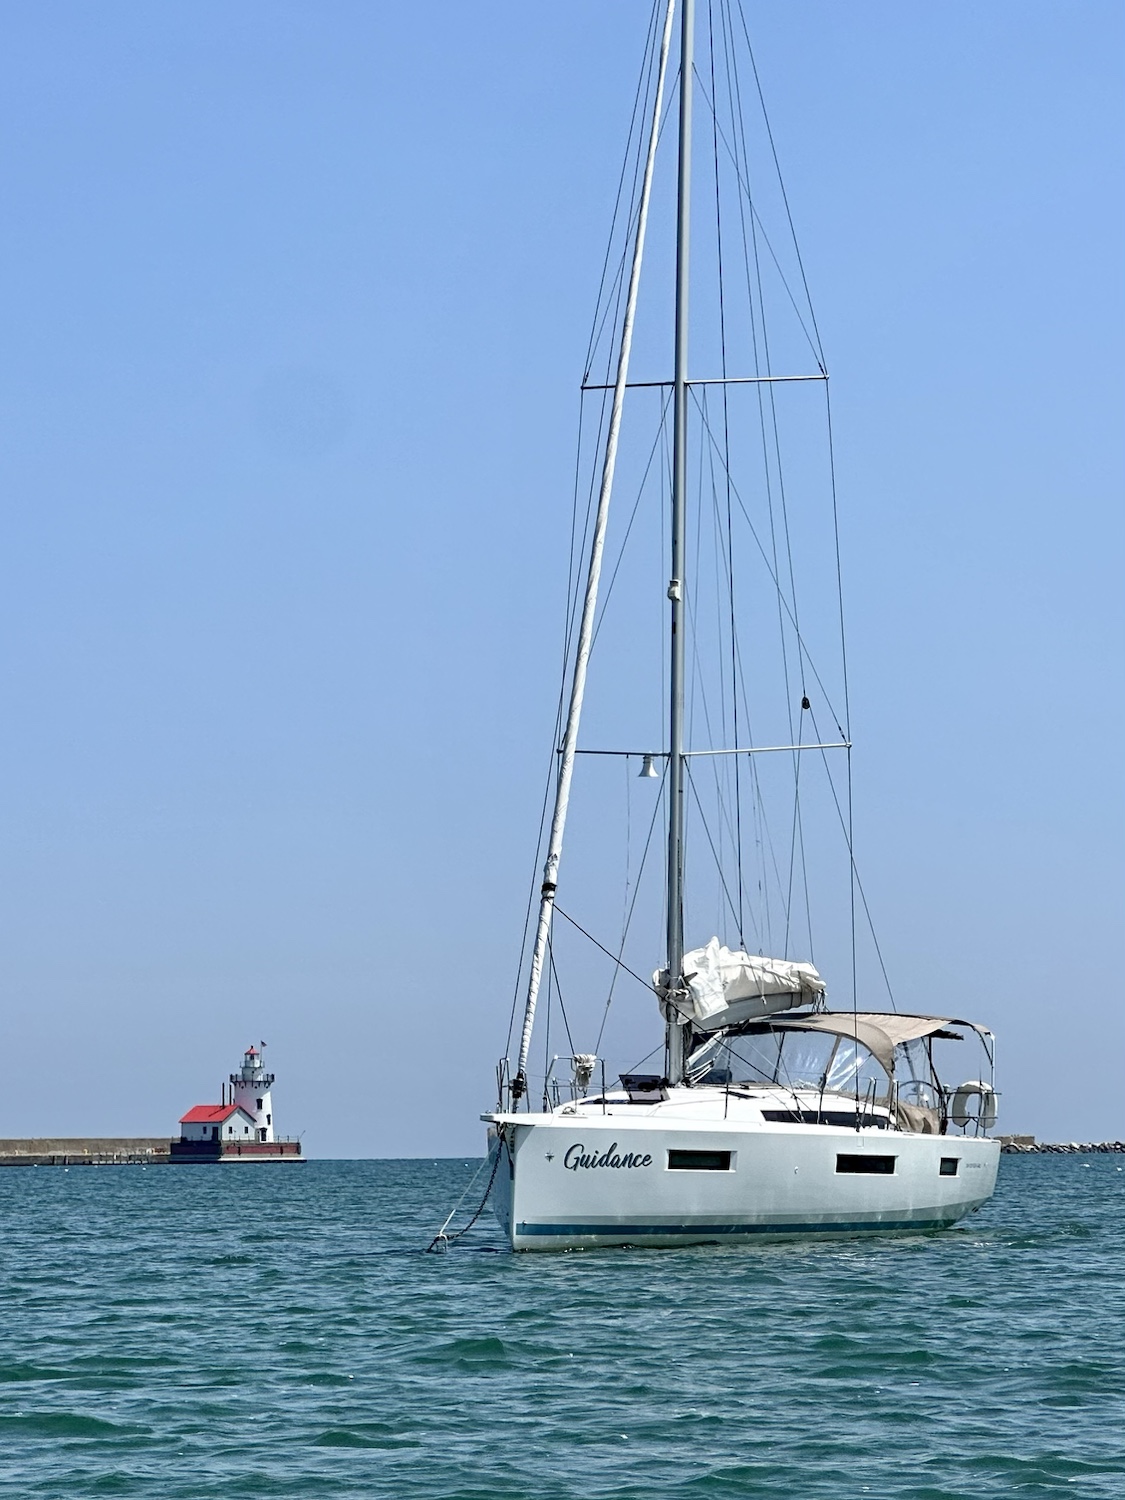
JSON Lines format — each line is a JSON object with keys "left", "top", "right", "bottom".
{"left": 668, "top": 1149, "right": 733, "bottom": 1172}
{"left": 836, "top": 1154, "right": 896, "bottom": 1175}
{"left": 939, "top": 1157, "right": 960, "bottom": 1176}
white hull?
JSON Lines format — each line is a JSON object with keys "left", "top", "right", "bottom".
{"left": 485, "top": 1092, "right": 999, "bottom": 1251}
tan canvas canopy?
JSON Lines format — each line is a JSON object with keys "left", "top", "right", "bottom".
{"left": 742, "top": 1012, "right": 989, "bottom": 1076}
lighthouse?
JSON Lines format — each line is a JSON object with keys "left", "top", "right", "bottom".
{"left": 230, "top": 1044, "right": 275, "bottom": 1142}
{"left": 171, "top": 1042, "right": 303, "bottom": 1162}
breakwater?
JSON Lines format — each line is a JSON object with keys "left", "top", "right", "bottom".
{"left": 0, "top": 1138, "right": 170, "bottom": 1166}
{"left": 999, "top": 1135, "right": 1125, "bottom": 1154}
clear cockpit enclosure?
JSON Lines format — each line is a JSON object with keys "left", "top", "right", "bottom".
{"left": 689, "top": 1013, "right": 996, "bottom": 1136}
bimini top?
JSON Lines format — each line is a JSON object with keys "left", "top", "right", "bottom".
{"left": 739, "top": 1012, "right": 992, "bottom": 1076}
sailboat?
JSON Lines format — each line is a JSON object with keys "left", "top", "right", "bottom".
{"left": 481, "top": 0, "right": 1000, "bottom": 1251}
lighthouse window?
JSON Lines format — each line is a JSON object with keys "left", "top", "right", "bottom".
{"left": 256, "top": 1098, "right": 263, "bottom": 1111}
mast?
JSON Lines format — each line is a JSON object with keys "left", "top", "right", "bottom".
{"left": 665, "top": 0, "right": 694, "bottom": 1087}
{"left": 512, "top": 0, "right": 678, "bottom": 1102}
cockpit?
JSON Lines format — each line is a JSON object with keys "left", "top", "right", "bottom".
{"left": 683, "top": 1012, "right": 997, "bottom": 1136}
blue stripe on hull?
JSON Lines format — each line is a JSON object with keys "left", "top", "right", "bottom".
{"left": 516, "top": 1217, "right": 957, "bottom": 1238}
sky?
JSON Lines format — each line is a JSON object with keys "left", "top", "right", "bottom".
{"left": 0, "top": 2, "right": 1120, "bottom": 1156}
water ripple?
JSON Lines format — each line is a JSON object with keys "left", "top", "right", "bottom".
{"left": 0, "top": 1156, "right": 1122, "bottom": 1496}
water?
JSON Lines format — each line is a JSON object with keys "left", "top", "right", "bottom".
{"left": 0, "top": 1156, "right": 1121, "bottom": 1498}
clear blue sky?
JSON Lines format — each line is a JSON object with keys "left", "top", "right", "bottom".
{"left": 0, "top": 2, "right": 1120, "bottom": 1154}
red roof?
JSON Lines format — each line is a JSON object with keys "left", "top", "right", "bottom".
{"left": 180, "top": 1102, "right": 246, "bottom": 1124}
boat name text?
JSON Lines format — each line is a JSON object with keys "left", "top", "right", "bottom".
{"left": 563, "top": 1142, "right": 652, "bottom": 1171}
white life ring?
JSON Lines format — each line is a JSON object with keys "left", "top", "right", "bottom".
{"left": 950, "top": 1080, "right": 998, "bottom": 1131}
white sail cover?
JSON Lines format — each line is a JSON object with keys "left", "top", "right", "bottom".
{"left": 661, "top": 937, "right": 826, "bottom": 1031}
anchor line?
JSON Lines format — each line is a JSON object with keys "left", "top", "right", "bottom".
{"left": 425, "top": 1138, "right": 507, "bottom": 1253}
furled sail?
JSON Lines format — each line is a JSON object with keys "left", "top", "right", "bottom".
{"left": 657, "top": 937, "right": 825, "bottom": 1032}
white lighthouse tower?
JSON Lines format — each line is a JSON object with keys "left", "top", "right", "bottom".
{"left": 230, "top": 1043, "right": 275, "bottom": 1143}
{"left": 173, "top": 1041, "right": 301, "bottom": 1162}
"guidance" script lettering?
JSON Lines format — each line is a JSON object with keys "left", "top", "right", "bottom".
{"left": 563, "top": 1142, "right": 653, "bottom": 1171}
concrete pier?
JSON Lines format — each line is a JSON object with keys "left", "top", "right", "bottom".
{"left": 0, "top": 1138, "right": 171, "bottom": 1166}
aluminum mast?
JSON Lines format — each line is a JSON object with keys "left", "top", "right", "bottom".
{"left": 664, "top": 0, "right": 694, "bottom": 1087}
{"left": 512, "top": 0, "right": 678, "bottom": 1100}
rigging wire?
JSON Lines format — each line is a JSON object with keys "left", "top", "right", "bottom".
{"left": 594, "top": 774, "right": 667, "bottom": 1055}
{"left": 623, "top": 754, "right": 632, "bottom": 951}
{"left": 691, "top": 392, "right": 847, "bottom": 733}
{"left": 552, "top": 904, "right": 654, "bottom": 994}
{"left": 560, "top": 9, "right": 666, "bottom": 804}
{"left": 700, "top": 19, "right": 807, "bottom": 958}
{"left": 717, "top": 18, "right": 802, "bottom": 744}
{"left": 733, "top": 0, "right": 825, "bottom": 365}
{"left": 709, "top": 0, "right": 747, "bottom": 947}
{"left": 548, "top": 937, "right": 577, "bottom": 1059}
{"left": 722, "top": 1, "right": 814, "bottom": 956}
{"left": 582, "top": 90, "right": 680, "bottom": 390}
{"left": 821, "top": 378, "right": 861, "bottom": 1019}
{"left": 682, "top": 428, "right": 791, "bottom": 955}
{"left": 506, "top": 8, "right": 665, "bottom": 1064}
{"left": 683, "top": 497, "right": 773, "bottom": 948}
{"left": 720, "top": 6, "right": 868, "bottom": 1011}
{"left": 689, "top": 386, "right": 841, "bottom": 952}
{"left": 701, "top": 392, "right": 740, "bottom": 941}
{"left": 692, "top": 68, "right": 823, "bottom": 369}
{"left": 583, "top": 0, "right": 664, "bottom": 381}
{"left": 541, "top": 936, "right": 552, "bottom": 1094}
{"left": 731, "top": 106, "right": 792, "bottom": 951}
{"left": 824, "top": 384, "right": 852, "bottom": 741}
{"left": 685, "top": 761, "right": 746, "bottom": 936}
{"left": 806, "top": 705, "right": 897, "bottom": 1012}
{"left": 591, "top": 390, "right": 673, "bottom": 650}
{"left": 683, "top": 483, "right": 746, "bottom": 935}
{"left": 510, "top": 0, "right": 893, "bottom": 1087}
{"left": 702, "top": 2, "right": 881, "bottom": 1002}
{"left": 563, "top": 7, "right": 665, "bottom": 755}
{"left": 622, "top": 1041, "right": 664, "bottom": 1077}
{"left": 506, "top": 393, "right": 610, "bottom": 1059}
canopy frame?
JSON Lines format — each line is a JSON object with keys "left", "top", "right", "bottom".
{"left": 706, "top": 1011, "right": 994, "bottom": 1082}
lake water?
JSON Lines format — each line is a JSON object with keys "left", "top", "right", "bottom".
{"left": 0, "top": 1155, "right": 1121, "bottom": 1498}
